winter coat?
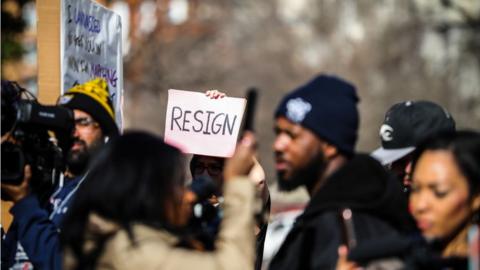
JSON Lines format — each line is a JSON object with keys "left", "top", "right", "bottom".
{"left": 268, "top": 154, "right": 415, "bottom": 270}
{"left": 2, "top": 175, "right": 85, "bottom": 270}
{"left": 63, "top": 177, "right": 255, "bottom": 270}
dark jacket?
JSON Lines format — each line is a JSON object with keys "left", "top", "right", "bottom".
{"left": 2, "top": 176, "right": 84, "bottom": 270}
{"left": 255, "top": 196, "right": 270, "bottom": 270}
{"left": 268, "top": 154, "right": 415, "bottom": 270}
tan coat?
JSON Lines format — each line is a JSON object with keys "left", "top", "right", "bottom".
{"left": 64, "top": 178, "right": 255, "bottom": 270}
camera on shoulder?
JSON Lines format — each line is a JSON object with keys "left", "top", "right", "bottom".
{"left": 1, "top": 80, "right": 74, "bottom": 203}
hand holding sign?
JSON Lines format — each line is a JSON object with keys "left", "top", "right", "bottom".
{"left": 165, "top": 89, "right": 246, "bottom": 157}
{"left": 205, "top": 90, "right": 226, "bottom": 99}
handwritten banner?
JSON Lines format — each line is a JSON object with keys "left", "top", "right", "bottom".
{"left": 61, "top": 0, "right": 123, "bottom": 129}
{"left": 165, "top": 89, "right": 246, "bottom": 157}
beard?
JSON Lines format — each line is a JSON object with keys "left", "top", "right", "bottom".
{"left": 66, "top": 138, "right": 103, "bottom": 176}
{"left": 277, "top": 151, "right": 326, "bottom": 192}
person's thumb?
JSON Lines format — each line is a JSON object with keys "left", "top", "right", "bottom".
{"left": 338, "top": 245, "right": 349, "bottom": 260}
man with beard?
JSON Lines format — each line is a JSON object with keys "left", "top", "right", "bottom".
{"left": 268, "top": 75, "right": 415, "bottom": 270}
{"left": 1, "top": 78, "right": 118, "bottom": 270}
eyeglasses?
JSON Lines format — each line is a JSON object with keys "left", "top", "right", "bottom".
{"left": 193, "top": 163, "right": 223, "bottom": 177}
{"left": 74, "top": 117, "right": 99, "bottom": 128}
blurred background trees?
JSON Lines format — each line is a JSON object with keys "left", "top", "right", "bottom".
{"left": 2, "top": 0, "right": 480, "bottom": 203}
{"left": 2, "top": 0, "right": 28, "bottom": 61}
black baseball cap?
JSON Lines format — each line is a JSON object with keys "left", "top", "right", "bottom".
{"left": 371, "top": 101, "right": 455, "bottom": 165}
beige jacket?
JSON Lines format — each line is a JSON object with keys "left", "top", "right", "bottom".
{"left": 64, "top": 177, "right": 255, "bottom": 270}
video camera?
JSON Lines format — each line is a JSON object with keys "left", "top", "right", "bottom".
{"left": 1, "top": 80, "right": 74, "bottom": 203}
{"left": 186, "top": 175, "right": 222, "bottom": 250}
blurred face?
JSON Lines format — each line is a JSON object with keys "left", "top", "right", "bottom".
{"left": 273, "top": 117, "right": 325, "bottom": 191}
{"left": 66, "top": 110, "right": 103, "bottom": 175}
{"left": 387, "top": 154, "right": 413, "bottom": 192}
{"left": 410, "top": 150, "right": 476, "bottom": 240}
{"left": 192, "top": 156, "right": 224, "bottom": 191}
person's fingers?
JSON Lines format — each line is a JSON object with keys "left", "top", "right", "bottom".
{"left": 240, "top": 132, "right": 254, "bottom": 147}
{"left": 1, "top": 165, "right": 31, "bottom": 202}
{"left": 1, "top": 183, "right": 13, "bottom": 192}
{"left": 23, "top": 165, "right": 32, "bottom": 185}
{"left": 205, "top": 90, "right": 226, "bottom": 99}
{"left": 338, "top": 245, "right": 349, "bottom": 260}
{"left": 206, "top": 90, "right": 217, "bottom": 98}
{"left": 336, "top": 245, "right": 362, "bottom": 270}
{"left": 240, "top": 133, "right": 250, "bottom": 143}
{"left": 234, "top": 135, "right": 255, "bottom": 166}
{"left": 184, "top": 190, "right": 198, "bottom": 204}
{"left": 214, "top": 90, "right": 225, "bottom": 99}
{"left": 238, "top": 132, "right": 256, "bottom": 168}
{"left": 224, "top": 132, "right": 257, "bottom": 180}
{"left": 211, "top": 90, "right": 220, "bottom": 99}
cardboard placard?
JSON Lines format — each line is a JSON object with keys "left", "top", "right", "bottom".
{"left": 165, "top": 89, "right": 246, "bottom": 157}
{"left": 61, "top": 0, "right": 123, "bottom": 129}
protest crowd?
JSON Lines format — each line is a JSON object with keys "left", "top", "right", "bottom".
{"left": 2, "top": 72, "right": 479, "bottom": 270}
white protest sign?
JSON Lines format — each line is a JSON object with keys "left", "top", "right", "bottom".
{"left": 165, "top": 89, "right": 247, "bottom": 157}
{"left": 61, "top": 0, "right": 123, "bottom": 129}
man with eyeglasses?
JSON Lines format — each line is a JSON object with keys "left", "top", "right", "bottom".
{"left": 2, "top": 78, "right": 119, "bottom": 270}
{"left": 190, "top": 155, "right": 226, "bottom": 196}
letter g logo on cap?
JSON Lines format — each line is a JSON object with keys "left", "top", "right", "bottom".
{"left": 380, "top": 124, "right": 394, "bottom": 142}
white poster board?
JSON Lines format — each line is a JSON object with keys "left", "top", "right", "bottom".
{"left": 165, "top": 90, "right": 247, "bottom": 157}
{"left": 61, "top": 0, "right": 123, "bottom": 129}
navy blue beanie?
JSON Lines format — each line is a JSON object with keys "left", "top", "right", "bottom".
{"left": 275, "top": 74, "right": 360, "bottom": 156}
